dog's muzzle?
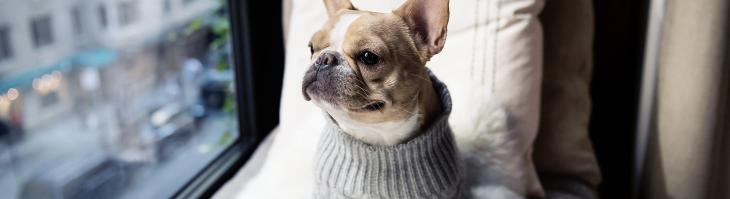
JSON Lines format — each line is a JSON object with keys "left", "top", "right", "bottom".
{"left": 303, "top": 51, "right": 341, "bottom": 101}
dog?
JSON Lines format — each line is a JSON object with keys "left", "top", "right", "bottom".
{"left": 301, "top": 0, "right": 461, "bottom": 198}
{"left": 300, "top": 0, "right": 533, "bottom": 198}
{"left": 302, "top": 0, "right": 448, "bottom": 147}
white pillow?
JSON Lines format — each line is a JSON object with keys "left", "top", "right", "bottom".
{"left": 231, "top": 0, "right": 545, "bottom": 198}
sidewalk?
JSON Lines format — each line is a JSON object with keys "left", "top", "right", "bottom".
{"left": 0, "top": 102, "right": 238, "bottom": 199}
{"left": 0, "top": 112, "right": 103, "bottom": 199}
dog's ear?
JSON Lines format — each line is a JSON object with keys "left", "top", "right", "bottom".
{"left": 394, "top": 0, "right": 450, "bottom": 58}
{"left": 323, "top": 0, "right": 354, "bottom": 17}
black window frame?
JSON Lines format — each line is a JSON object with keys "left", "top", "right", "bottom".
{"left": 0, "top": 25, "right": 12, "bottom": 61}
{"left": 173, "top": 0, "right": 285, "bottom": 198}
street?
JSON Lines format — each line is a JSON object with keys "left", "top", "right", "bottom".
{"left": 0, "top": 106, "right": 237, "bottom": 199}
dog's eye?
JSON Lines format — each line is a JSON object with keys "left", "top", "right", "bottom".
{"left": 358, "top": 51, "right": 380, "bottom": 66}
{"left": 308, "top": 45, "right": 314, "bottom": 55}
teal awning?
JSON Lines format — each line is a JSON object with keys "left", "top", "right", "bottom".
{"left": 0, "top": 59, "right": 73, "bottom": 92}
{"left": 0, "top": 48, "right": 117, "bottom": 92}
{"left": 73, "top": 48, "right": 117, "bottom": 68}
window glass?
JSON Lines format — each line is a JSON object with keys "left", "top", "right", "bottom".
{"left": 30, "top": 16, "right": 54, "bottom": 48}
{"left": 98, "top": 5, "right": 108, "bottom": 29}
{"left": 183, "top": 0, "right": 197, "bottom": 5}
{"left": 0, "top": 0, "right": 238, "bottom": 198}
{"left": 39, "top": 91, "right": 59, "bottom": 108}
{"left": 118, "top": 1, "right": 139, "bottom": 26}
{"left": 71, "top": 5, "right": 84, "bottom": 35}
{"left": 164, "top": 0, "right": 172, "bottom": 14}
{"left": 0, "top": 27, "right": 11, "bottom": 61}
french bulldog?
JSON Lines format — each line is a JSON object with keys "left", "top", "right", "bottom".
{"left": 300, "top": 0, "right": 538, "bottom": 198}
{"left": 302, "top": 0, "right": 448, "bottom": 146}
{"left": 302, "top": 0, "right": 468, "bottom": 198}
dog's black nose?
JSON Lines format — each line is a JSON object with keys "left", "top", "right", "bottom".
{"left": 315, "top": 51, "right": 339, "bottom": 68}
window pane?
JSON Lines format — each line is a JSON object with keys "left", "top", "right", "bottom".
{"left": 0, "top": 1, "right": 238, "bottom": 198}
{"left": 30, "top": 16, "right": 54, "bottom": 48}
{"left": 118, "top": 1, "right": 139, "bottom": 27}
{"left": 71, "top": 5, "right": 84, "bottom": 35}
{"left": 98, "top": 5, "right": 108, "bottom": 29}
{"left": 183, "top": 0, "right": 197, "bottom": 5}
{"left": 164, "top": 0, "right": 172, "bottom": 14}
{"left": 0, "top": 26, "right": 11, "bottom": 61}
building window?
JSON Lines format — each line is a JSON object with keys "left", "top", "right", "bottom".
{"left": 163, "top": 0, "right": 171, "bottom": 13}
{"left": 0, "top": 26, "right": 12, "bottom": 61}
{"left": 30, "top": 15, "right": 54, "bottom": 48}
{"left": 98, "top": 5, "right": 108, "bottom": 29}
{"left": 71, "top": 5, "right": 85, "bottom": 35}
{"left": 40, "top": 91, "right": 60, "bottom": 108}
{"left": 118, "top": 1, "right": 139, "bottom": 26}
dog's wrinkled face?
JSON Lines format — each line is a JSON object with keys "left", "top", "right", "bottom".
{"left": 303, "top": 11, "right": 422, "bottom": 122}
{"left": 303, "top": 0, "right": 449, "bottom": 145}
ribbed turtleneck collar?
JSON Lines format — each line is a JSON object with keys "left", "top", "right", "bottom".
{"left": 313, "top": 69, "right": 461, "bottom": 199}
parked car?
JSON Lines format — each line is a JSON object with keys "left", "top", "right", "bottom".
{"left": 0, "top": 119, "right": 23, "bottom": 145}
{"left": 20, "top": 154, "right": 130, "bottom": 199}
{"left": 200, "top": 69, "right": 234, "bottom": 112}
{"left": 146, "top": 102, "right": 196, "bottom": 161}
{"left": 0, "top": 141, "right": 12, "bottom": 177}
{"left": 0, "top": 120, "right": 21, "bottom": 174}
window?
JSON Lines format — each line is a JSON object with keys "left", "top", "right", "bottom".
{"left": 0, "top": 1, "right": 243, "bottom": 199}
{"left": 163, "top": 0, "right": 171, "bottom": 13}
{"left": 40, "top": 92, "right": 59, "bottom": 108}
{"left": 0, "top": 26, "right": 11, "bottom": 61}
{"left": 30, "top": 15, "right": 54, "bottom": 48}
{"left": 98, "top": 5, "right": 108, "bottom": 29}
{"left": 71, "top": 5, "right": 85, "bottom": 35}
{"left": 118, "top": 1, "right": 139, "bottom": 26}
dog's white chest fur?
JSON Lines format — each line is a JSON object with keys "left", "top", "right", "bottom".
{"left": 339, "top": 109, "right": 420, "bottom": 146}
{"left": 318, "top": 103, "right": 421, "bottom": 146}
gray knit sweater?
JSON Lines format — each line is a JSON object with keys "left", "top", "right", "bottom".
{"left": 314, "top": 71, "right": 462, "bottom": 199}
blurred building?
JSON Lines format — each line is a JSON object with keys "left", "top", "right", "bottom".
{"left": 0, "top": 0, "right": 218, "bottom": 135}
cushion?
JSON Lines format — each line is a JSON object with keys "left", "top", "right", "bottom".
{"left": 536, "top": 0, "right": 601, "bottom": 197}
{"left": 218, "top": 0, "right": 546, "bottom": 198}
